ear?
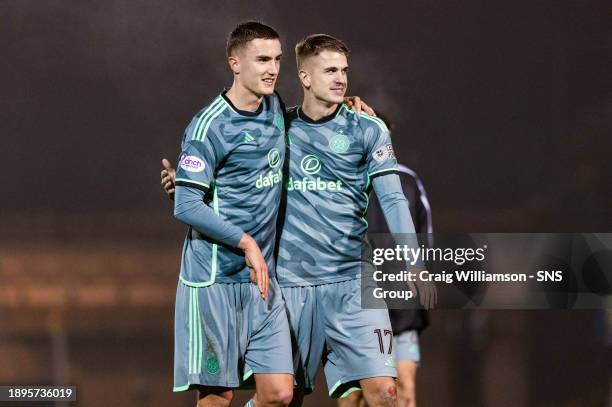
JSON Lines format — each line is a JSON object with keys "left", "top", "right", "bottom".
{"left": 228, "top": 55, "right": 240, "bottom": 75}
{"left": 298, "top": 69, "right": 310, "bottom": 88}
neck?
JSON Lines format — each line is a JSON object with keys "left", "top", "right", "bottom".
{"left": 226, "top": 81, "right": 263, "bottom": 112}
{"left": 301, "top": 92, "right": 338, "bottom": 121}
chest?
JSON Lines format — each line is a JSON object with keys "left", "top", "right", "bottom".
{"left": 288, "top": 123, "right": 365, "bottom": 176}
{"left": 224, "top": 113, "right": 286, "bottom": 170}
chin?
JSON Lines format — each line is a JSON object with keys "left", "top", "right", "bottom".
{"left": 329, "top": 95, "right": 345, "bottom": 104}
{"left": 257, "top": 84, "right": 276, "bottom": 96}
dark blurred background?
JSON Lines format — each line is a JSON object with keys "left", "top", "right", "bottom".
{"left": 1, "top": 0, "right": 610, "bottom": 406}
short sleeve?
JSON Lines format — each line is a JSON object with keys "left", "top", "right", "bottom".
{"left": 175, "top": 117, "right": 227, "bottom": 192}
{"left": 363, "top": 116, "right": 399, "bottom": 178}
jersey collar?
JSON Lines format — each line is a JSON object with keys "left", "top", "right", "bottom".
{"left": 297, "top": 104, "right": 343, "bottom": 124}
{"left": 221, "top": 90, "right": 265, "bottom": 117}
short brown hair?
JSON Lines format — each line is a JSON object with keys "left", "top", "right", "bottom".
{"left": 226, "top": 21, "right": 280, "bottom": 57}
{"left": 295, "top": 34, "right": 349, "bottom": 68}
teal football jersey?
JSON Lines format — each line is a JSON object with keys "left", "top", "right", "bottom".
{"left": 276, "top": 104, "right": 399, "bottom": 286}
{"left": 175, "top": 91, "right": 286, "bottom": 286}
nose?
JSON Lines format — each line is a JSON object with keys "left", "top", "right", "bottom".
{"left": 334, "top": 76, "right": 346, "bottom": 87}
{"left": 267, "top": 60, "right": 279, "bottom": 76}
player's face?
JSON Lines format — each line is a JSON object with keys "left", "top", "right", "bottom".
{"left": 234, "top": 38, "right": 282, "bottom": 96}
{"left": 305, "top": 51, "right": 348, "bottom": 104}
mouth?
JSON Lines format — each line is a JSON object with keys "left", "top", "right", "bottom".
{"left": 262, "top": 77, "right": 276, "bottom": 86}
{"left": 330, "top": 87, "right": 346, "bottom": 95}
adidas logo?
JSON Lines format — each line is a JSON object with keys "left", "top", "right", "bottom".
{"left": 385, "top": 357, "right": 396, "bottom": 368}
{"left": 244, "top": 133, "right": 255, "bottom": 143}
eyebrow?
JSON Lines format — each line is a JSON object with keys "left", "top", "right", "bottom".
{"left": 324, "top": 66, "right": 348, "bottom": 71}
{"left": 256, "top": 53, "right": 283, "bottom": 60}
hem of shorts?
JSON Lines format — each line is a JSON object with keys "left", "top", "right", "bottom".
{"left": 173, "top": 381, "right": 241, "bottom": 392}
{"left": 340, "top": 387, "right": 362, "bottom": 398}
{"left": 180, "top": 276, "right": 258, "bottom": 285}
{"left": 278, "top": 274, "right": 359, "bottom": 288}
{"left": 395, "top": 355, "right": 421, "bottom": 365}
{"left": 249, "top": 368, "right": 295, "bottom": 375}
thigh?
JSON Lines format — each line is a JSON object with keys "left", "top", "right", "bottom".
{"left": 244, "top": 279, "right": 294, "bottom": 379}
{"left": 174, "top": 282, "right": 243, "bottom": 391}
{"left": 281, "top": 284, "right": 326, "bottom": 393}
{"left": 394, "top": 330, "right": 420, "bottom": 365}
{"left": 320, "top": 279, "right": 397, "bottom": 398}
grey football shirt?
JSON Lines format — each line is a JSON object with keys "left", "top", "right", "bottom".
{"left": 175, "top": 91, "right": 286, "bottom": 285}
{"left": 276, "top": 104, "right": 399, "bottom": 286}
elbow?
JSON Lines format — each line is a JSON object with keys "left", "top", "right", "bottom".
{"left": 382, "top": 192, "right": 408, "bottom": 207}
{"left": 174, "top": 205, "right": 188, "bottom": 223}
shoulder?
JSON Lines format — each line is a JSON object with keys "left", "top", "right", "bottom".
{"left": 186, "top": 95, "right": 230, "bottom": 143}
{"left": 342, "top": 108, "right": 389, "bottom": 145}
{"left": 352, "top": 110, "right": 389, "bottom": 134}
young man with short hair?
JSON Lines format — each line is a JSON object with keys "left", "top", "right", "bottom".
{"left": 172, "top": 21, "right": 293, "bottom": 407}
{"left": 275, "top": 34, "right": 419, "bottom": 407}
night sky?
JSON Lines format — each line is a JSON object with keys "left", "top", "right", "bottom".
{"left": 2, "top": 0, "right": 610, "bottom": 230}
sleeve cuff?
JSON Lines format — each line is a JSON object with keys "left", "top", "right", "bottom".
{"left": 368, "top": 168, "right": 400, "bottom": 180}
{"left": 226, "top": 227, "right": 244, "bottom": 248}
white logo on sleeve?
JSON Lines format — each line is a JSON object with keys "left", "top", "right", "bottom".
{"left": 372, "top": 144, "right": 396, "bottom": 162}
{"left": 179, "top": 154, "right": 205, "bottom": 172}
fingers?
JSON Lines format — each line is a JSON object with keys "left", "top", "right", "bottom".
{"left": 419, "top": 291, "right": 427, "bottom": 309}
{"left": 163, "top": 180, "right": 175, "bottom": 197}
{"left": 162, "top": 158, "right": 173, "bottom": 169}
{"left": 361, "top": 101, "right": 376, "bottom": 117}
{"left": 160, "top": 170, "right": 168, "bottom": 185}
{"left": 407, "top": 281, "right": 417, "bottom": 302}
{"left": 258, "top": 264, "right": 269, "bottom": 300}
{"left": 255, "top": 262, "right": 268, "bottom": 300}
{"left": 247, "top": 257, "right": 257, "bottom": 284}
{"left": 432, "top": 284, "right": 438, "bottom": 306}
{"left": 263, "top": 263, "right": 269, "bottom": 299}
{"left": 428, "top": 283, "right": 437, "bottom": 309}
{"left": 352, "top": 96, "right": 362, "bottom": 116}
{"left": 242, "top": 240, "right": 269, "bottom": 300}
{"left": 257, "top": 265, "right": 264, "bottom": 298}
{"left": 259, "top": 262, "right": 269, "bottom": 300}
{"left": 247, "top": 254, "right": 268, "bottom": 300}
{"left": 425, "top": 285, "right": 433, "bottom": 309}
